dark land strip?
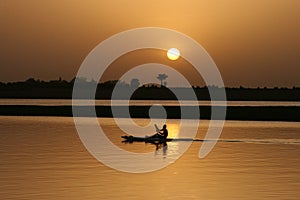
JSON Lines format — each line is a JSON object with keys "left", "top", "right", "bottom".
{"left": 0, "top": 105, "right": 299, "bottom": 122}
{"left": 1, "top": 78, "right": 300, "bottom": 101}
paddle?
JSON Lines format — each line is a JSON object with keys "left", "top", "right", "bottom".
{"left": 146, "top": 124, "right": 160, "bottom": 138}
{"left": 154, "top": 124, "right": 160, "bottom": 133}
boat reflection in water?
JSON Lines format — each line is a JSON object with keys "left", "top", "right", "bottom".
{"left": 122, "top": 122, "right": 182, "bottom": 160}
{"left": 122, "top": 137, "right": 181, "bottom": 161}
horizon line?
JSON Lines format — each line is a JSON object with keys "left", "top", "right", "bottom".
{"left": 1, "top": 77, "right": 300, "bottom": 89}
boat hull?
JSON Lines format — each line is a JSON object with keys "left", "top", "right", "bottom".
{"left": 121, "top": 135, "right": 172, "bottom": 143}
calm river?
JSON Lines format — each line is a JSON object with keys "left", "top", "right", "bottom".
{"left": 0, "top": 116, "right": 299, "bottom": 200}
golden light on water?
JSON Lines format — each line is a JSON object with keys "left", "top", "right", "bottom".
{"left": 167, "top": 123, "right": 179, "bottom": 138}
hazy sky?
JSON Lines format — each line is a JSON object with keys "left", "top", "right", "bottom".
{"left": 0, "top": 0, "right": 299, "bottom": 87}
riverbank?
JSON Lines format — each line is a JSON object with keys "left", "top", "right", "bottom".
{"left": 1, "top": 80, "right": 300, "bottom": 101}
{"left": 0, "top": 105, "right": 299, "bottom": 122}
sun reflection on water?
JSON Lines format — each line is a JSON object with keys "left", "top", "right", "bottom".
{"left": 166, "top": 123, "right": 180, "bottom": 138}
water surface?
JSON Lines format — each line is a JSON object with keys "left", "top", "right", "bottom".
{"left": 0, "top": 116, "right": 299, "bottom": 199}
{"left": 1, "top": 99, "right": 300, "bottom": 106}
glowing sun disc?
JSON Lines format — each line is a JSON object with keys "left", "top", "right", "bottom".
{"left": 167, "top": 48, "right": 180, "bottom": 60}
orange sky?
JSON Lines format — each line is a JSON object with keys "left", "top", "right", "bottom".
{"left": 0, "top": 0, "right": 299, "bottom": 87}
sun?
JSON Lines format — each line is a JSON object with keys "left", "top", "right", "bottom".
{"left": 167, "top": 48, "right": 180, "bottom": 60}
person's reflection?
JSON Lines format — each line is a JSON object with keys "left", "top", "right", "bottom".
{"left": 154, "top": 142, "right": 168, "bottom": 156}
{"left": 162, "top": 142, "right": 168, "bottom": 156}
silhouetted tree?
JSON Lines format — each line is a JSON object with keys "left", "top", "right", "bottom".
{"left": 130, "top": 78, "right": 140, "bottom": 89}
{"left": 157, "top": 74, "right": 168, "bottom": 87}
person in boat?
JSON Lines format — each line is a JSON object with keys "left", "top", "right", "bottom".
{"left": 148, "top": 124, "right": 168, "bottom": 139}
{"left": 158, "top": 124, "right": 168, "bottom": 139}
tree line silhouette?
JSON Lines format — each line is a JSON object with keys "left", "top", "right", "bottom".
{"left": 0, "top": 77, "right": 299, "bottom": 101}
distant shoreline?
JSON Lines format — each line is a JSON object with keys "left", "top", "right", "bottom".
{"left": 1, "top": 78, "right": 300, "bottom": 101}
{"left": 0, "top": 97, "right": 300, "bottom": 102}
{"left": 1, "top": 105, "right": 299, "bottom": 122}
